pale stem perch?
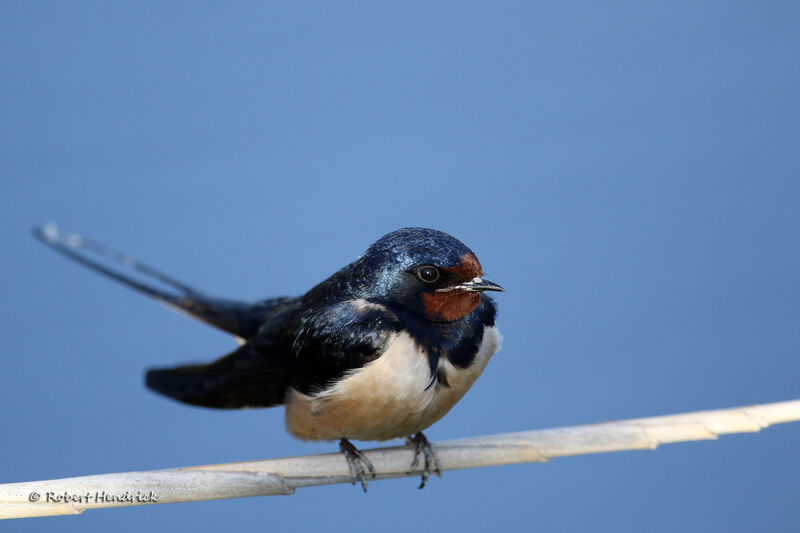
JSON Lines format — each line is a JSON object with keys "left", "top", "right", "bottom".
{"left": 2, "top": 399, "right": 799, "bottom": 519}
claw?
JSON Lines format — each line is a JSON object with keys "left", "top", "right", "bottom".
{"left": 339, "top": 439, "right": 376, "bottom": 492}
{"left": 406, "top": 432, "right": 442, "bottom": 489}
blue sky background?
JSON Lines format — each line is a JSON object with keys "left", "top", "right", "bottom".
{"left": 2, "top": 2, "right": 799, "bottom": 531}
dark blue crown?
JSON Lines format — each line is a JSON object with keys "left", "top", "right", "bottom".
{"left": 361, "top": 227, "right": 474, "bottom": 272}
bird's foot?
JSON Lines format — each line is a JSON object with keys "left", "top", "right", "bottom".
{"left": 407, "top": 432, "right": 442, "bottom": 489}
{"left": 339, "top": 438, "right": 376, "bottom": 492}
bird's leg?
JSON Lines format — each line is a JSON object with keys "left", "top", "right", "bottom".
{"left": 406, "top": 432, "right": 442, "bottom": 489}
{"left": 339, "top": 438, "right": 376, "bottom": 492}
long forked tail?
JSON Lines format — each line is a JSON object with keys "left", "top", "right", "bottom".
{"left": 32, "top": 223, "right": 293, "bottom": 340}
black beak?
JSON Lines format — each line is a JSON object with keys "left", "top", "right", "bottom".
{"left": 436, "top": 277, "right": 504, "bottom": 293}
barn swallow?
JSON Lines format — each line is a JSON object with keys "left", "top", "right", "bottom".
{"left": 33, "top": 224, "right": 503, "bottom": 490}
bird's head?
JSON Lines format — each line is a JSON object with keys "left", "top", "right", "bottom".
{"left": 356, "top": 227, "right": 503, "bottom": 322}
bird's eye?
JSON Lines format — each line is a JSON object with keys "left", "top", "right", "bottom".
{"left": 417, "top": 265, "right": 440, "bottom": 283}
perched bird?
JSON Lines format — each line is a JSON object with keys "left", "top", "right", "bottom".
{"left": 33, "top": 225, "right": 503, "bottom": 490}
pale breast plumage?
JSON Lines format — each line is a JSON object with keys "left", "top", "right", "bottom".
{"left": 284, "top": 326, "right": 501, "bottom": 441}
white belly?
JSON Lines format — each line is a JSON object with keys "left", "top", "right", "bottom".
{"left": 285, "top": 326, "right": 501, "bottom": 441}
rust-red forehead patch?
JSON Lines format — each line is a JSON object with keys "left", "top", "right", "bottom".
{"left": 441, "top": 252, "right": 482, "bottom": 280}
